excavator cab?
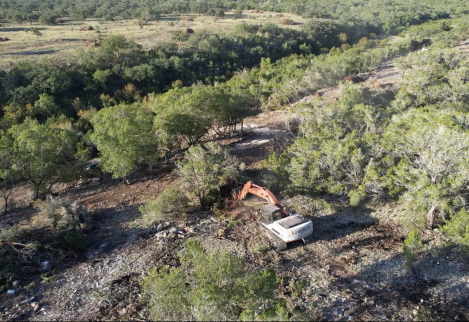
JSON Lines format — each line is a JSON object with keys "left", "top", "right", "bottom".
{"left": 260, "top": 204, "right": 283, "bottom": 224}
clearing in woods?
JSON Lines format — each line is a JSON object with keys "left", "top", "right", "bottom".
{"left": 1, "top": 48, "right": 469, "bottom": 321}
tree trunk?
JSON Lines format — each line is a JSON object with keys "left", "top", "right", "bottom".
{"left": 426, "top": 204, "right": 437, "bottom": 229}
{"left": 34, "top": 183, "right": 41, "bottom": 200}
{"left": 199, "top": 194, "right": 204, "bottom": 210}
{"left": 1, "top": 190, "right": 10, "bottom": 214}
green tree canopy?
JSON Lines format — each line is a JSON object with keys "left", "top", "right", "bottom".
{"left": 142, "top": 239, "right": 286, "bottom": 321}
{"left": 379, "top": 108, "right": 469, "bottom": 228}
{"left": 176, "top": 142, "right": 242, "bottom": 209}
{"left": 90, "top": 103, "right": 158, "bottom": 182}
{"left": 7, "top": 118, "right": 78, "bottom": 199}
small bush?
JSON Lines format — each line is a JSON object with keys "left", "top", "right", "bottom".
{"left": 403, "top": 230, "right": 422, "bottom": 270}
{"left": 441, "top": 208, "right": 469, "bottom": 253}
{"left": 0, "top": 251, "right": 16, "bottom": 293}
{"left": 348, "top": 186, "right": 366, "bottom": 206}
{"left": 143, "top": 239, "right": 284, "bottom": 321}
{"left": 32, "top": 195, "right": 88, "bottom": 230}
{"left": 282, "top": 195, "right": 335, "bottom": 216}
{"left": 139, "top": 188, "right": 189, "bottom": 223}
{"left": 290, "top": 279, "right": 306, "bottom": 299}
{"left": 56, "top": 228, "right": 89, "bottom": 252}
{"left": 417, "top": 306, "right": 436, "bottom": 321}
{"left": 227, "top": 217, "right": 243, "bottom": 228}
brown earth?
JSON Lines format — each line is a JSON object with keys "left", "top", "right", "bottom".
{"left": 1, "top": 51, "right": 469, "bottom": 321}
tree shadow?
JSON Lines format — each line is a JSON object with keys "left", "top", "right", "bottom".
{"left": 159, "top": 17, "right": 183, "bottom": 22}
{"left": 8, "top": 50, "right": 57, "bottom": 56}
{"left": 319, "top": 245, "right": 469, "bottom": 320}
{"left": 0, "top": 27, "right": 47, "bottom": 32}
{"left": 310, "top": 206, "right": 377, "bottom": 242}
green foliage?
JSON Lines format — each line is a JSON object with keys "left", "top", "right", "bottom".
{"left": 56, "top": 228, "right": 89, "bottom": 252}
{"left": 32, "top": 195, "right": 87, "bottom": 230}
{"left": 417, "top": 306, "right": 436, "bottom": 321}
{"left": 395, "top": 49, "right": 469, "bottom": 110}
{"left": 176, "top": 142, "right": 242, "bottom": 209}
{"left": 30, "top": 27, "right": 42, "bottom": 37}
{"left": 403, "top": 231, "right": 423, "bottom": 270}
{"left": 38, "top": 12, "right": 59, "bottom": 25}
{"left": 90, "top": 103, "right": 158, "bottom": 180}
{"left": 139, "top": 188, "right": 189, "bottom": 223}
{"left": 143, "top": 239, "right": 286, "bottom": 321}
{"left": 290, "top": 279, "right": 306, "bottom": 299}
{"left": 227, "top": 217, "right": 243, "bottom": 228}
{"left": 262, "top": 151, "right": 291, "bottom": 189}
{"left": 441, "top": 208, "right": 469, "bottom": 253}
{"left": 7, "top": 118, "right": 79, "bottom": 199}
{"left": 0, "top": 250, "right": 16, "bottom": 293}
{"left": 143, "top": 266, "right": 191, "bottom": 321}
{"left": 153, "top": 85, "right": 252, "bottom": 147}
{"left": 380, "top": 108, "right": 469, "bottom": 228}
{"left": 0, "top": 135, "right": 21, "bottom": 214}
{"left": 34, "top": 93, "right": 59, "bottom": 119}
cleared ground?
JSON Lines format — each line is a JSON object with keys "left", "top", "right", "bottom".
{"left": 2, "top": 53, "right": 469, "bottom": 321}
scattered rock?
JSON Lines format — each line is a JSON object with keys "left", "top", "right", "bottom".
{"left": 12, "top": 280, "right": 20, "bottom": 289}
{"left": 156, "top": 223, "right": 164, "bottom": 232}
{"left": 275, "top": 13, "right": 284, "bottom": 17}
{"left": 41, "top": 261, "right": 52, "bottom": 272}
{"left": 31, "top": 302, "right": 40, "bottom": 312}
{"left": 20, "top": 296, "right": 36, "bottom": 305}
{"left": 155, "top": 231, "right": 167, "bottom": 239}
{"left": 181, "top": 17, "right": 194, "bottom": 22}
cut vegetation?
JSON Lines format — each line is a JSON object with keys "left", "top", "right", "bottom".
{"left": 2, "top": 0, "right": 469, "bottom": 321}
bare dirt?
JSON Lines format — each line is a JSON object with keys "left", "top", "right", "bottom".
{"left": 1, "top": 55, "right": 469, "bottom": 321}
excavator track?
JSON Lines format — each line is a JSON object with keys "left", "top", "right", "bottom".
{"left": 259, "top": 222, "right": 287, "bottom": 251}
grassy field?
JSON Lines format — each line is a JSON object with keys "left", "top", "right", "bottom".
{"left": 0, "top": 11, "right": 307, "bottom": 70}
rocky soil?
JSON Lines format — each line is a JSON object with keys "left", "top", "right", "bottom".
{"left": 2, "top": 52, "right": 469, "bottom": 321}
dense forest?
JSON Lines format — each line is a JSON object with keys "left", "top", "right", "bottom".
{"left": 1, "top": 0, "right": 469, "bottom": 320}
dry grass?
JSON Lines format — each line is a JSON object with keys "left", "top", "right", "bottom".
{"left": 0, "top": 12, "right": 307, "bottom": 70}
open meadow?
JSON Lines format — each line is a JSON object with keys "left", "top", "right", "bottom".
{"left": 0, "top": 11, "right": 307, "bottom": 70}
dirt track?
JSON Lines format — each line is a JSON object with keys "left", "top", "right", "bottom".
{"left": 2, "top": 51, "right": 469, "bottom": 321}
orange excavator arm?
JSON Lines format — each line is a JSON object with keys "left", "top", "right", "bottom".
{"left": 235, "top": 181, "right": 284, "bottom": 212}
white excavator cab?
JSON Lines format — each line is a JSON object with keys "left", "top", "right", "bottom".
{"left": 260, "top": 204, "right": 283, "bottom": 224}
{"left": 259, "top": 204, "right": 313, "bottom": 250}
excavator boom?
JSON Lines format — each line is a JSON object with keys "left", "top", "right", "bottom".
{"left": 233, "top": 181, "right": 313, "bottom": 250}
{"left": 235, "top": 181, "right": 283, "bottom": 211}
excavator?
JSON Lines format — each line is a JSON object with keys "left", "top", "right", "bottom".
{"left": 233, "top": 181, "right": 313, "bottom": 250}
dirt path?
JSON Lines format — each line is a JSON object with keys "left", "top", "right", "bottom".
{"left": 3, "top": 50, "right": 469, "bottom": 321}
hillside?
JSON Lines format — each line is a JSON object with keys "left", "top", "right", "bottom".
{"left": 2, "top": 2, "right": 469, "bottom": 321}
{"left": 1, "top": 43, "right": 469, "bottom": 320}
